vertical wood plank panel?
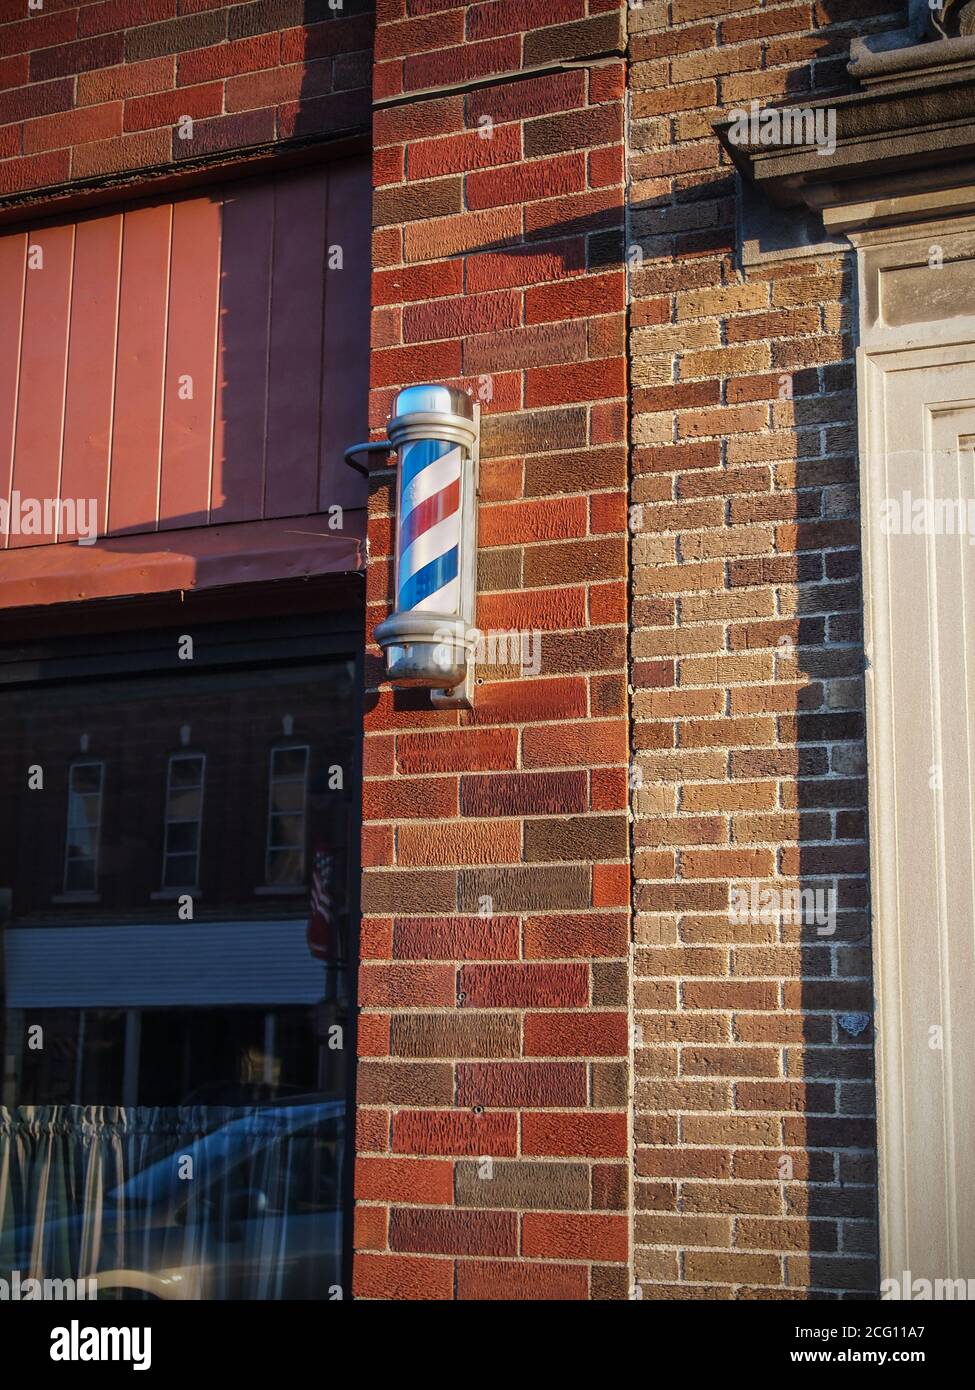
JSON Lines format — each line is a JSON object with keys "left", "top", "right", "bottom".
{"left": 9, "top": 224, "right": 74, "bottom": 549}
{"left": 0, "top": 232, "right": 27, "bottom": 552}
{"left": 59, "top": 213, "right": 123, "bottom": 543}
{"left": 320, "top": 159, "right": 371, "bottom": 519}
{"left": 159, "top": 194, "right": 222, "bottom": 531}
{"left": 264, "top": 168, "right": 328, "bottom": 520}
{"left": 211, "top": 179, "right": 274, "bottom": 526}
{"left": 107, "top": 202, "right": 172, "bottom": 536}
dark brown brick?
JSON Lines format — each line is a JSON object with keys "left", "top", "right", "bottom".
{"left": 455, "top": 1160, "right": 590, "bottom": 1210}
{"left": 524, "top": 105, "right": 623, "bottom": 158}
{"left": 457, "top": 864, "right": 590, "bottom": 912}
{"left": 523, "top": 13, "right": 625, "bottom": 65}
{"left": 480, "top": 407, "right": 587, "bottom": 459}
{"left": 124, "top": 12, "right": 227, "bottom": 63}
{"left": 390, "top": 1013, "right": 520, "bottom": 1059}
{"left": 361, "top": 869, "right": 457, "bottom": 915}
{"left": 523, "top": 814, "right": 628, "bottom": 862}
{"left": 372, "top": 175, "right": 463, "bottom": 227}
{"left": 356, "top": 1062, "right": 454, "bottom": 1106}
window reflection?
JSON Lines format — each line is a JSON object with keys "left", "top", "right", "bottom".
{"left": 0, "top": 635, "right": 358, "bottom": 1300}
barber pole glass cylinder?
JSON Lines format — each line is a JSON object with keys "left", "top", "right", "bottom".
{"left": 373, "top": 385, "right": 479, "bottom": 706}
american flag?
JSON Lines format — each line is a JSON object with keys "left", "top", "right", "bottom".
{"left": 307, "top": 849, "right": 340, "bottom": 962}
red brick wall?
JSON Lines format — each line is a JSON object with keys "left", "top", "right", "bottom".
{"left": 0, "top": 0, "right": 373, "bottom": 201}
{"left": 625, "top": 0, "right": 903, "bottom": 1298}
{"left": 355, "top": 1, "right": 632, "bottom": 1301}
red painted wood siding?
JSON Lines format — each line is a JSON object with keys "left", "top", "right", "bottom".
{"left": 0, "top": 157, "right": 370, "bottom": 551}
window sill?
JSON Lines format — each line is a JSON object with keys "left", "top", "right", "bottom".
{"left": 254, "top": 885, "right": 307, "bottom": 897}
{"left": 51, "top": 892, "right": 100, "bottom": 904}
{"left": 149, "top": 888, "right": 202, "bottom": 901}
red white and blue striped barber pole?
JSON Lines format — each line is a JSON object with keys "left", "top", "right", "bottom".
{"left": 372, "top": 385, "right": 480, "bottom": 707}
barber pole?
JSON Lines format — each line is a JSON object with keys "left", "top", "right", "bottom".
{"left": 349, "top": 385, "right": 480, "bottom": 707}
{"left": 397, "top": 437, "right": 462, "bottom": 616}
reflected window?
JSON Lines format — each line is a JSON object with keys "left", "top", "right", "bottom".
{"left": 162, "top": 753, "right": 205, "bottom": 890}
{"left": 265, "top": 745, "right": 309, "bottom": 887}
{"left": 63, "top": 761, "right": 104, "bottom": 895}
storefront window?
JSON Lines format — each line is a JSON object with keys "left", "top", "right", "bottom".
{"left": 0, "top": 616, "right": 359, "bottom": 1300}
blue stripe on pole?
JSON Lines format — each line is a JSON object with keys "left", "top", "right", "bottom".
{"left": 400, "top": 437, "right": 453, "bottom": 493}
{"left": 398, "top": 546, "right": 459, "bottom": 611}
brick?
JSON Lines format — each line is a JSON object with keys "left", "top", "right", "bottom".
{"left": 466, "top": 153, "right": 586, "bottom": 210}
{"left": 524, "top": 1011, "right": 627, "bottom": 1057}
{"left": 80, "top": 0, "right": 176, "bottom": 38}
{"left": 71, "top": 129, "right": 170, "bottom": 179}
{"left": 0, "top": 77, "right": 74, "bottom": 127}
{"left": 177, "top": 34, "right": 279, "bottom": 84}
{"left": 404, "top": 205, "right": 521, "bottom": 262}
{"left": 392, "top": 1109, "right": 518, "bottom": 1155}
{"left": 354, "top": 1158, "right": 454, "bottom": 1205}
{"left": 404, "top": 35, "right": 520, "bottom": 91}
{"left": 456, "top": 861, "right": 589, "bottom": 914}
{"left": 223, "top": 57, "right": 333, "bottom": 112}
{"left": 524, "top": 911, "right": 627, "bottom": 959}
{"left": 391, "top": 1013, "right": 520, "bottom": 1059}
{"left": 397, "top": 728, "right": 517, "bottom": 775}
{"left": 466, "top": 69, "right": 585, "bottom": 125}
{"left": 173, "top": 108, "right": 275, "bottom": 158}
{"left": 402, "top": 289, "right": 521, "bottom": 343}
{"left": 124, "top": 10, "right": 227, "bottom": 62}
{"left": 390, "top": 1207, "right": 517, "bottom": 1256}
{"left": 525, "top": 270, "right": 624, "bottom": 324}
{"left": 526, "top": 358, "right": 626, "bottom": 408}
{"left": 524, "top": 104, "right": 622, "bottom": 158}
{"left": 356, "top": 1061, "right": 453, "bottom": 1107}
{"left": 24, "top": 101, "right": 122, "bottom": 154}
{"left": 455, "top": 1158, "right": 589, "bottom": 1210}
{"left": 459, "top": 963, "right": 589, "bottom": 1007}
{"left": 397, "top": 820, "right": 522, "bottom": 866}
{"left": 279, "top": 13, "right": 375, "bottom": 63}
{"left": 0, "top": 10, "right": 79, "bottom": 57}
{"left": 523, "top": 11, "right": 624, "bottom": 65}
{"left": 456, "top": 1061, "right": 587, "bottom": 1108}
{"left": 466, "top": 321, "right": 587, "bottom": 376}
{"left": 409, "top": 121, "right": 521, "bottom": 179}
{"left": 360, "top": 869, "right": 456, "bottom": 915}
{"left": 77, "top": 56, "right": 175, "bottom": 106}
{"left": 393, "top": 916, "right": 521, "bottom": 960}
{"left": 523, "top": 1112, "right": 627, "bottom": 1158}
{"left": 373, "top": 259, "right": 463, "bottom": 306}
{"left": 354, "top": 1204, "right": 388, "bottom": 1252}
{"left": 0, "top": 148, "right": 70, "bottom": 194}
{"left": 358, "top": 963, "right": 456, "bottom": 1008}
{"left": 124, "top": 82, "right": 223, "bottom": 132}
{"left": 374, "top": 94, "right": 464, "bottom": 147}
{"left": 523, "top": 814, "right": 627, "bottom": 862}
{"left": 375, "top": 11, "right": 464, "bottom": 61}
{"left": 467, "top": 0, "right": 584, "bottom": 42}
{"left": 461, "top": 771, "right": 587, "bottom": 817}
{"left": 352, "top": 1253, "right": 453, "bottom": 1301}
{"left": 479, "top": 406, "right": 587, "bottom": 457}
{"left": 456, "top": 1259, "right": 588, "bottom": 1300}
{"left": 31, "top": 33, "right": 121, "bottom": 82}
{"left": 522, "top": 1212, "right": 627, "bottom": 1261}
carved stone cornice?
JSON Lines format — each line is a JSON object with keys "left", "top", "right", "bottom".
{"left": 715, "top": 32, "right": 975, "bottom": 233}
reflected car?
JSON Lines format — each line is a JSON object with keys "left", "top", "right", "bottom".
{"left": 0, "top": 1098, "right": 345, "bottom": 1301}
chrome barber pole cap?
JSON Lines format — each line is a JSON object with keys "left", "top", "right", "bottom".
{"left": 372, "top": 385, "right": 480, "bottom": 707}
